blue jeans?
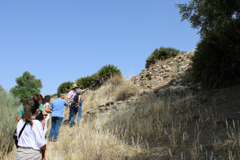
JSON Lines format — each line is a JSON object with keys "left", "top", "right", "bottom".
{"left": 69, "top": 107, "right": 78, "bottom": 127}
{"left": 69, "top": 106, "right": 82, "bottom": 126}
{"left": 49, "top": 117, "right": 63, "bottom": 140}
{"left": 77, "top": 105, "right": 82, "bottom": 125}
{"left": 68, "top": 107, "right": 71, "bottom": 121}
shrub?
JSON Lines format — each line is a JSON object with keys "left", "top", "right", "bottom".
{"left": 97, "top": 64, "right": 121, "bottom": 79}
{"left": 0, "top": 86, "right": 22, "bottom": 157}
{"left": 76, "top": 76, "right": 96, "bottom": 89}
{"left": 10, "top": 71, "right": 42, "bottom": 102}
{"left": 145, "top": 47, "right": 185, "bottom": 68}
{"left": 192, "top": 19, "right": 240, "bottom": 88}
{"left": 115, "top": 84, "right": 139, "bottom": 101}
{"left": 108, "top": 75, "right": 123, "bottom": 87}
{"left": 57, "top": 81, "right": 74, "bottom": 93}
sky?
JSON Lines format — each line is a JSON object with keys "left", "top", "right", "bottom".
{"left": 0, "top": 0, "right": 200, "bottom": 96}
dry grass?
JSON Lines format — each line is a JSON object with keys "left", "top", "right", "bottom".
{"left": 82, "top": 76, "right": 140, "bottom": 111}
{"left": 5, "top": 72, "right": 240, "bottom": 159}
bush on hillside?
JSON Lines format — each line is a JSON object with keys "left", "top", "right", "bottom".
{"left": 0, "top": 86, "right": 22, "bottom": 157}
{"left": 145, "top": 47, "right": 185, "bottom": 68}
{"left": 10, "top": 71, "right": 42, "bottom": 103}
{"left": 76, "top": 76, "right": 97, "bottom": 89}
{"left": 115, "top": 84, "right": 139, "bottom": 101}
{"left": 192, "top": 19, "right": 240, "bottom": 88}
{"left": 57, "top": 81, "right": 74, "bottom": 93}
{"left": 97, "top": 64, "right": 121, "bottom": 79}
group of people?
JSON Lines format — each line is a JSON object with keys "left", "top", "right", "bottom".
{"left": 14, "top": 84, "right": 88, "bottom": 160}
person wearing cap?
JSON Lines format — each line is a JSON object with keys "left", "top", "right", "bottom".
{"left": 67, "top": 84, "right": 78, "bottom": 121}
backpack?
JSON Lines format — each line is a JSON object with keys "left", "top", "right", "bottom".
{"left": 70, "top": 94, "right": 82, "bottom": 108}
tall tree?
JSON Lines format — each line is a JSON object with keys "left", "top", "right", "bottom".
{"left": 10, "top": 71, "right": 42, "bottom": 102}
{"left": 176, "top": 0, "right": 240, "bottom": 36}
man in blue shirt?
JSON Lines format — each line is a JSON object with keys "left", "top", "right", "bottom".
{"left": 49, "top": 93, "right": 68, "bottom": 141}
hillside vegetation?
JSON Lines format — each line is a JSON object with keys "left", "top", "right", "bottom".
{"left": 5, "top": 52, "right": 240, "bottom": 159}
{"left": 0, "top": 86, "right": 22, "bottom": 159}
{"left": 58, "top": 64, "right": 121, "bottom": 93}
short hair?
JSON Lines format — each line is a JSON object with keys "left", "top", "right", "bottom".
{"left": 57, "top": 93, "right": 63, "bottom": 98}
{"left": 76, "top": 88, "right": 82, "bottom": 94}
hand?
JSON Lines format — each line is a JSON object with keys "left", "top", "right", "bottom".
{"left": 42, "top": 158, "right": 46, "bottom": 160}
{"left": 86, "top": 88, "right": 89, "bottom": 90}
{"left": 75, "top": 105, "right": 78, "bottom": 108}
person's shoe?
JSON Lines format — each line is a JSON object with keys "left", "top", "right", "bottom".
{"left": 49, "top": 139, "right": 52, "bottom": 142}
{"left": 52, "top": 139, "right": 57, "bottom": 142}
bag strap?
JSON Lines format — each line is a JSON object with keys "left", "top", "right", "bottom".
{"left": 19, "top": 122, "right": 28, "bottom": 139}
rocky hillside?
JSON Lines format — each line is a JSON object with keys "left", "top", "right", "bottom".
{"left": 45, "top": 51, "right": 240, "bottom": 160}
{"left": 84, "top": 52, "right": 202, "bottom": 117}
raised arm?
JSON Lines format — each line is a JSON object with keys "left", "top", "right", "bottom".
{"left": 81, "top": 88, "right": 89, "bottom": 94}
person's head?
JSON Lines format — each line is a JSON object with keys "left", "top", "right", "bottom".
{"left": 43, "top": 95, "right": 51, "bottom": 104}
{"left": 57, "top": 93, "right": 65, "bottom": 99}
{"left": 31, "top": 94, "right": 41, "bottom": 105}
{"left": 72, "top": 84, "right": 78, "bottom": 92}
{"left": 76, "top": 88, "right": 82, "bottom": 95}
{"left": 23, "top": 99, "right": 40, "bottom": 126}
{"left": 39, "top": 94, "right": 43, "bottom": 104}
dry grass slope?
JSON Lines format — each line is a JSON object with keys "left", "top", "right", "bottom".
{"left": 5, "top": 56, "right": 240, "bottom": 159}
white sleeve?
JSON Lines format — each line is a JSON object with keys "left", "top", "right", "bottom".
{"left": 32, "top": 120, "right": 47, "bottom": 148}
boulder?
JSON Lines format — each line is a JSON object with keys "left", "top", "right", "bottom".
{"left": 163, "top": 74, "right": 170, "bottom": 79}
{"left": 169, "top": 85, "right": 188, "bottom": 95}
{"left": 165, "top": 67, "right": 171, "bottom": 72}
{"left": 178, "top": 64, "right": 189, "bottom": 72}
{"left": 98, "top": 103, "right": 106, "bottom": 107}
{"left": 116, "top": 101, "right": 123, "bottom": 105}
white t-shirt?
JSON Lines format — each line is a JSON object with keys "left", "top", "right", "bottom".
{"left": 42, "top": 102, "right": 51, "bottom": 115}
{"left": 17, "top": 119, "right": 47, "bottom": 150}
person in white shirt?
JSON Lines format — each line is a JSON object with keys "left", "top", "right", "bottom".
{"left": 42, "top": 95, "right": 52, "bottom": 136}
{"left": 15, "top": 99, "right": 47, "bottom": 160}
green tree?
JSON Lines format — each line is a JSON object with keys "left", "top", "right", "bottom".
{"left": 57, "top": 81, "right": 74, "bottom": 93}
{"left": 176, "top": 0, "right": 240, "bottom": 36}
{"left": 192, "top": 19, "right": 240, "bottom": 87}
{"left": 10, "top": 71, "right": 42, "bottom": 102}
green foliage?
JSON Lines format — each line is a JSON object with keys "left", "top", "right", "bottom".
{"left": 176, "top": 0, "right": 240, "bottom": 36}
{"left": 10, "top": 71, "right": 42, "bottom": 102}
{"left": 76, "top": 65, "right": 122, "bottom": 90}
{"left": 192, "top": 19, "right": 240, "bottom": 87}
{"left": 76, "top": 76, "right": 97, "bottom": 89}
{"left": 0, "top": 87, "right": 22, "bottom": 157}
{"left": 97, "top": 64, "right": 121, "bottom": 79}
{"left": 145, "top": 47, "right": 184, "bottom": 68}
{"left": 57, "top": 81, "right": 74, "bottom": 93}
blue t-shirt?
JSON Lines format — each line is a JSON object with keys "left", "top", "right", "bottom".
{"left": 50, "top": 98, "right": 67, "bottom": 118}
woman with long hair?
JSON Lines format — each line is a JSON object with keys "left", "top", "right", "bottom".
{"left": 42, "top": 95, "right": 51, "bottom": 136}
{"left": 31, "top": 94, "right": 48, "bottom": 128}
{"left": 15, "top": 99, "right": 47, "bottom": 160}
{"left": 17, "top": 94, "right": 47, "bottom": 125}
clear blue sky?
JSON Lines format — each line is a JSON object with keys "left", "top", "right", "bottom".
{"left": 0, "top": 0, "right": 200, "bottom": 96}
